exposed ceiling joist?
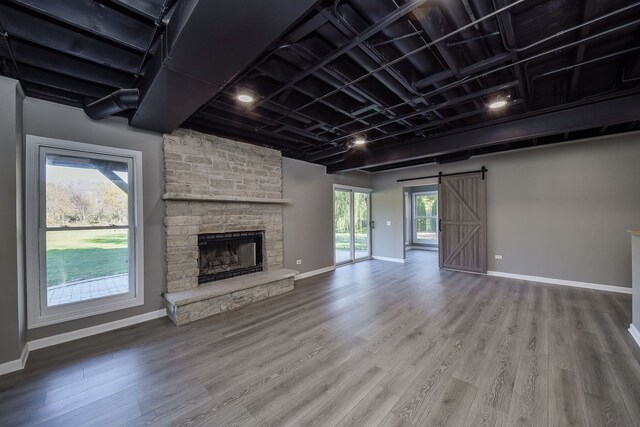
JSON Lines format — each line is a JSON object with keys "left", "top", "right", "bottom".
{"left": 108, "top": 0, "right": 163, "bottom": 21}
{"left": 7, "top": 0, "right": 153, "bottom": 52}
{"left": 327, "top": 93, "right": 640, "bottom": 172}
{"left": 0, "top": 5, "right": 141, "bottom": 73}
{"left": 2, "top": 0, "right": 640, "bottom": 172}
{"left": 0, "top": 40, "right": 134, "bottom": 88}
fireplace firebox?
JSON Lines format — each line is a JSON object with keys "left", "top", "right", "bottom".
{"left": 198, "top": 231, "right": 264, "bottom": 284}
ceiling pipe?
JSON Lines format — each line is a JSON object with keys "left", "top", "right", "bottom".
{"left": 248, "top": 0, "right": 432, "bottom": 112}
{"left": 84, "top": 88, "right": 139, "bottom": 120}
{"left": 268, "top": 0, "right": 528, "bottom": 126}
{"left": 412, "top": 6, "right": 483, "bottom": 110}
{"left": 323, "top": 52, "right": 511, "bottom": 136}
{"left": 465, "top": 0, "right": 503, "bottom": 55}
{"left": 331, "top": 80, "right": 519, "bottom": 143}
{"left": 438, "top": 0, "right": 487, "bottom": 59}
{"left": 332, "top": 0, "right": 464, "bottom": 119}
{"left": 322, "top": 5, "right": 640, "bottom": 143}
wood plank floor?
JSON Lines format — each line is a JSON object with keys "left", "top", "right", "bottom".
{"left": 1, "top": 250, "right": 639, "bottom": 426}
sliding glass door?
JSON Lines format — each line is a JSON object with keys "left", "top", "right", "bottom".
{"left": 334, "top": 187, "right": 371, "bottom": 265}
{"left": 353, "top": 192, "right": 370, "bottom": 259}
{"left": 334, "top": 189, "right": 352, "bottom": 264}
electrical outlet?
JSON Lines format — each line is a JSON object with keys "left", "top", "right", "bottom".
{"left": 296, "top": 259, "right": 302, "bottom": 265}
{"left": 495, "top": 255, "right": 503, "bottom": 260}
{"left": 386, "top": 220, "right": 392, "bottom": 226}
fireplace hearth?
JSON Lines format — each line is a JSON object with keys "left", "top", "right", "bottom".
{"left": 198, "top": 231, "right": 264, "bottom": 284}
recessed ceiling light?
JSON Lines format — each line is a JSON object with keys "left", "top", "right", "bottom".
{"left": 237, "top": 92, "right": 254, "bottom": 103}
{"left": 353, "top": 136, "right": 367, "bottom": 145}
{"left": 488, "top": 99, "right": 507, "bottom": 109}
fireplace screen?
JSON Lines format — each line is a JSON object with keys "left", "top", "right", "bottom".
{"left": 198, "top": 231, "right": 264, "bottom": 284}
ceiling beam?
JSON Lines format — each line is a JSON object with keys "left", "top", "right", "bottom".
{"left": 413, "top": 52, "right": 511, "bottom": 90}
{"left": 568, "top": 0, "right": 597, "bottom": 100}
{"left": 250, "top": 0, "right": 432, "bottom": 111}
{"left": 493, "top": 0, "right": 528, "bottom": 105}
{"left": 108, "top": 0, "right": 163, "bottom": 21}
{"left": 331, "top": 80, "right": 519, "bottom": 144}
{"left": 0, "top": 40, "right": 134, "bottom": 88}
{"left": 18, "top": 64, "right": 113, "bottom": 98}
{"left": 0, "top": 5, "right": 141, "bottom": 73}
{"left": 327, "top": 93, "right": 640, "bottom": 172}
{"left": 186, "top": 117, "right": 307, "bottom": 155}
{"left": 7, "top": 0, "right": 152, "bottom": 52}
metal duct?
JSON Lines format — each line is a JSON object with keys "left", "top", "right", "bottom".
{"left": 84, "top": 88, "right": 139, "bottom": 120}
{"left": 130, "top": 0, "right": 318, "bottom": 133}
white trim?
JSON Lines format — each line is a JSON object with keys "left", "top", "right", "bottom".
{"left": 25, "top": 135, "right": 145, "bottom": 328}
{"left": 0, "top": 309, "right": 167, "bottom": 376}
{"left": 629, "top": 324, "right": 640, "bottom": 349}
{"left": 372, "top": 256, "right": 406, "bottom": 264}
{"left": 487, "top": 270, "right": 632, "bottom": 294}
{"left": 412, "top": 190, "right": 439, "bottom": 247}
{"left": 28, "top": 309, "right": 167, "bottom": 351}
{"left": 0, "top": 344, "right": 29, "bottom": 376}
{"left": 295, "top": 266, "right": 336, "bottom": 280}
{"left": 407, "top": 245, "right": 438, "bottom": 251}
{"left": 332, "top": 183, "right": 372, "bottom": 193}
{"left": 20, "top": 343, "right": 29, "bottom": 368}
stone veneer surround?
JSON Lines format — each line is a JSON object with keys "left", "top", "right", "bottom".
{"left": 163, "top": 129, "right": 286, "bottom": 294}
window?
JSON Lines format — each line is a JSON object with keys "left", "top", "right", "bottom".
{"left": 26, "top": 136, "right": 144, "bottom": 328}
{"left": 413, "top": 192, "right": 438, "bottom": 245}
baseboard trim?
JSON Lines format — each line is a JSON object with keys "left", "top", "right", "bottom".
{"left": 487, "top": 270, "right": 632, "bottom": 294}
{"left": 0, "top": 344, "right": 29, "bottom": 376}
{"left": 372, "top": 256, "right": 406, "bottom": 264}
{"left": 295, "top": 266, "right": 336, "bottom": 280}
{"left": 406, "top": 246, "right": 438, "bottom": 252}
{"left": 28, "top": 308, "right": 167, "bottom": 352}
{"left": 1, "top": 309, "right": 167, "bottom": 376}
{"left": 629, "top": 324, "right": 640, "bottom": 349}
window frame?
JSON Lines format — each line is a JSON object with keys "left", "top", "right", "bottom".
{"left": 412, "top": 191, "right": 439, "bottom": 246}
{"left": 25, "top": 135, "right": 144, "bottom": 328}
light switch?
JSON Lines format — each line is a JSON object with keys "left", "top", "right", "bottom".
{"left": 386, "top": 220, "right": 391, "bottom": 226}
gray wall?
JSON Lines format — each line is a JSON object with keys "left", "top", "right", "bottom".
{"left": 283, "top": 157, "right": 372, "bottom": 275}
{"left": 0, "top": 77, "right": 26, "bottom": 364}
{"left": 372, "top": 132, "right": 640, "bottom": 288}
{"left": 23, "top": 98, "right": 166, "bottom": 341}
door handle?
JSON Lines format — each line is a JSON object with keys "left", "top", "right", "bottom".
{"left": 370, "top": 220, "right": 375, "bottom": 229}
{"left": 439, "top": 219, "right": 442, "bottom": 232}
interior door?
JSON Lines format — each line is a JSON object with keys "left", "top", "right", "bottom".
{"left": 438, "top": 172, "right": 487, "bottom": 273}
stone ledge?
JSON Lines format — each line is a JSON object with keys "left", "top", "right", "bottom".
{"left": 164, "top": 269, "right": 297, "bottom": 306}
{"left": 163, "top": 269, "right": 297, "bottom": 325}
{"left": 162, "top": 193, "right": 291, "bottom": 204}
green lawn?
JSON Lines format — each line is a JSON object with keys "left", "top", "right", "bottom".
{"left": 46, "top": 229, "right": 128, "bottom": 287}
{"left": 335, "top": 232, "right": 368, "bottom": 251}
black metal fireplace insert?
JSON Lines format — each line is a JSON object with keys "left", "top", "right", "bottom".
{"left": 198, "top": 231, "right": 264, "bottom": 284}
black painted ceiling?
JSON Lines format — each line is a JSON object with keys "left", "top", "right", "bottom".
{"left": 1, "top": 0, "right": 639, "bottom": 172}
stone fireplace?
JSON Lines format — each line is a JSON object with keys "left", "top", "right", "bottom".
{"left": 198, "top": 231, "right": 264, "bottom": 283}
{"left": 161, "top": 129, "right": 296, "bottom": 325}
